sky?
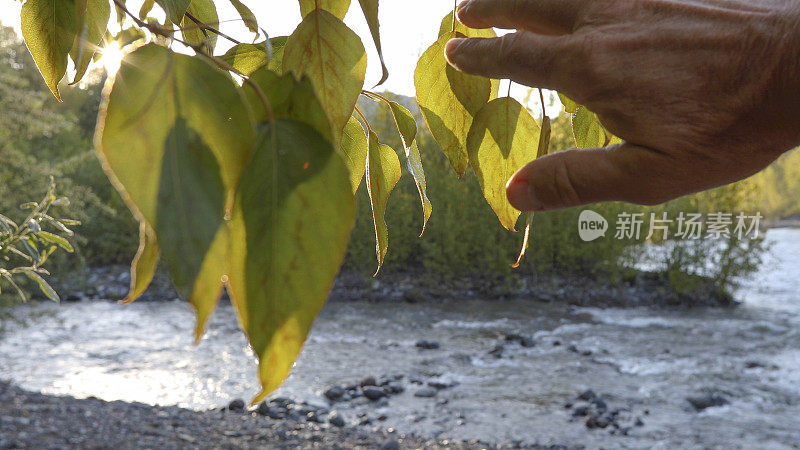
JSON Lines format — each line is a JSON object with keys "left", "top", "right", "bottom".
{"left": 0, "top": 0, "right": 555, "bottom": 110}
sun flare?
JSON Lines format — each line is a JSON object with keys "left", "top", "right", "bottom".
{"left": 99, "top": 41, "right": 124, "bottom": 77}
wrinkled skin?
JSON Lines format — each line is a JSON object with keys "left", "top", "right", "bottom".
{"left": 445, "top": 0, "right": 800, "bottom": 211}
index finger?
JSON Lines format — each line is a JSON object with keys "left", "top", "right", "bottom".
{"left": 457, "top": 0, "right": 587, "bottom": 35}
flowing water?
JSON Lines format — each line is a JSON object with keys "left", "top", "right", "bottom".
{"left": 2, "top": 229, "right": 800, "bottom": 448}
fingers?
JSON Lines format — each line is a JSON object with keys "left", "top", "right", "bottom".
{"left": 505, "top": 143, "right": 725, "bottom": 212}
{"left": 445, "top": 32, "right": 576, "bottom": 93}
{"left": 456, "top": 0, "right": 586, "bottom": 35}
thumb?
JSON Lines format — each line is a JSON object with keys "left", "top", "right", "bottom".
{"left": 505, "top": 143, "right": 707, "bottom": 211}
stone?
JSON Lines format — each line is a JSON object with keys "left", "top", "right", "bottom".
{"left": 328, "top": 412, "right": 345, "bottom": 427}
{"left": 415, "top": 340, "right": 440, "bottom": 350}
{"left": 324, "top": 386, "right": 345, "bottom": 401}
{"left": 414, "top": 387, "right": 438, "bottom": 398}
{"left": 363, "top": 387, "right": 385, "bottom": 401}
{"left": 227, "top": 399, "right": 245, "bottom": 412}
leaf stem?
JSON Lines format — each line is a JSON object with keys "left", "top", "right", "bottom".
{"left": 185, "top": 12, "right": 243, "bottom": 45}
{"left": 354, "top": 106, "right": 372, "bottom": 134}
{"left": 451, "top": 0, "right": 457, "bottom": 32}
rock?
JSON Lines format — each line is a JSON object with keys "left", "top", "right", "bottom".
{"left": 403, "top": 288, "right": 426, "bottom": 303}
{"left": 581, "top": 350, "right": 593, "bottom": 356}
{"left": 375, "top": 398, "right": 389, "bottom": 408}
{"left": 428, "top": 381, "right": 457, "bottom": 390}
{"left": 552, "top": 340, "right": 562, "bottom": 346}
{"left": 414, "top": 387, "right": 438, "bottom": 398}
{"left": 256, "top": 404, "right": 283, "bottom": 420}
{"left": 384, "top": 384, "right": 404, "bottom": 395}
{"left": 306, "top": 412, "right": 323, "bottom": 423}
{"left": 415, "top": 340, "right": 440, "bottom": 350}
{"left": 227, "top": 399, "right": 245, "bottom": 412}
{"left": 504, "top": 333, "right": 535, "bottom": 348}
{"left": 572, "top": 405, "right": 590, "bottom": 417}
{"left": 381, "top": 439, "right": 401, "bottom": 450}
{"left": 585, "top": 415, "right": 611, "bottom": 429}
{"left": 488, "top": 344, "right": 504, "bottom": 358}
{"left": 591, "top": 397, "right": 607, "bottom": 412}
{"left": 324, "top": 386, "right": 345, "bottom": 401}
{"left": 363, "top": 387, "right": 386, "bottom": 401}
{"left": 360, "top": 376, "right": 377, "bottom": 387}
{"left": 687, "top": 394, "right": 729, "bottom": 411}
{"left": 577, "top": 389, "right": 596, "bottom": 401}
{"left": 328, "top": 412, "right": 345, "bottom": 427}
{"left": 634, "top": 417, "right": 645, "bottom": 427}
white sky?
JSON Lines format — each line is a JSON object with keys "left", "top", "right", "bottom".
{"left": 0, "top": 0, "right": 554, "bottom": 108}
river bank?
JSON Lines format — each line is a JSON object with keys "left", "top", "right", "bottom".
{"left": 1, "top": 381, "right": 557, "bottom": 449}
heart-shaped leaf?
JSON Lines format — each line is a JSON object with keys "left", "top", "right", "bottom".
{"left": 366, "top": 130, "right": 401, "bottom": 273}
{"left": 21, "top": 0, "right": 78, "bottom": 100}
{"left": 415, "top": 31, "right": 491, "bottom": 177}
{"left": 467, "top": 97, "right": 540, "bottom": 231}
{"left": 283, "top": 9, "right": 367, "bottom": 147}
{"left": 227, "top": 119, "right": 355, "bottom": 403}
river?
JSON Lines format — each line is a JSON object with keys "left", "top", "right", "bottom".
{"left": 1, "top": 229, "right": 800, "bottom": 448}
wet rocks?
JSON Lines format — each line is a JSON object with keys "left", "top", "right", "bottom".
{"left": 415, "top": 340, "right": 440, "bottom": 350}
{"left": 687, "top": 393, "right": 729, "bottom": 411}
{"left": 488, "top": 344, "right": 504, "bottom": 358}
{"left": 565, "top": 389, "right": 645, "bottom": 434}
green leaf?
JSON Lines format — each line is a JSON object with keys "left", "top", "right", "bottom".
{"left": 438, "top": 11, "right": 501, "bottom": 99}
{"left": 298, "top": 0, "right": 350, "bottom": 19}
{"left": 438, "top": 10, "right": 497, "bottom": 39}
{"left": 243, "top": 68, "right": 332, "bottom": 144}
{"left": 266, "top": 36, "right": 287, "bottom": 73}
{"left": 381, "top": 100, "right": 430, "bottom": 234}
{"left": 415, "top": 31, "right": 491, "bottom": 177}
{"left": 572, "top": 106, "right": 606, "bottom": 148}
{"left": 283, "top": 9, "right": 367, "bottom": 147}
{"left": 467, "top": 97, "right": 540, "bottom": 231}
{"left": 113, "top": 27, "right": 146, "bottom": 49}
{"left": 366, "top": 130, "right": 401, "bottom": 274}
{"left": 229, "top": 0, "right": 257, "bottom": 33}
{"left": 181, "top": 0, "right": 218, "bottom": 53}
{"left": 138, "top": 0, "right": 155, "bottom": 19}
{"left": 537, "top": 115, "right": 551, "bottom": 159}
{"left": 227, "top": 119, "right": 355, "bottom": 403}
{"left": 356, "top": 0, "right": 387, "bottom": 86}
{"left": 386, "top": 100, "right": 417, "bottom": 149}
{"left": 70, "top": 0, "right": 110, "bottom": 84}
{"left": 24, "top": 271, "right": 59, "bottom": 302}
{"left": 155, "top": 0, "right": 191, "bottom": 24}
{"left": 21, "top": 0, "right": 78, "bottom": 100}
{"left": 339, "top": 116, "right": 368, "bottom": 193}
{"left": 559, "top": 92, "right": 579, "bottom": 114}
{"left": 406, "top": 140, "right": 432, "bottom": 235}
{"left": 36, "top": 230, "right": 74, "bottom": 252}
{"left": 221, "top": 42, "right": 268, "bottom": 76}
{"left": 123, "top": 222, "right": 160, "bottom": 304}
{"left": 97, "top": 44, "right": 255, "bottom": 335}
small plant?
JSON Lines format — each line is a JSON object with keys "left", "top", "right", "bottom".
{"left": 0, "top": 178, "right": 79, "bottom": 303}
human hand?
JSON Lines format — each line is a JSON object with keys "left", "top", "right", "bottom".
{"left": 445, "top": 0, "right": 800, "bottom": 211}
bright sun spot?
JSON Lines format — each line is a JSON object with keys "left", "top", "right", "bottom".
{"left": 99, "top": 41, "right": 124, "bottom": 76}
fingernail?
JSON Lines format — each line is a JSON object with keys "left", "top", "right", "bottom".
{"left": 506, "top": 177, "right": 543, "bottom": 212}
{"left": 444, "top": 38, "right": 465, "bottom": 64}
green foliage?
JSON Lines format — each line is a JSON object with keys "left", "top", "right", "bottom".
{"left": 0, "top": 180, "right": 79, "bottom": 303}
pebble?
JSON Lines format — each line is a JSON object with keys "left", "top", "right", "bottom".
{"left": 687, "top": 394, "right": 729, "bottom": 411}
{"left": 381, "top": 439, "right": 401, "bottom": 449}
{"left": 360, "top": 376, "right": 377, "bottom": 387}
{"left": 328, "top": 412, "right": 346, "bottom": 427}
{"left": 363, "top": 387, "right": 386, "bottom": 401}
{"left": 227, "top": 399, "right": 245, "bottom": 412}
{"left": 324, "top": 386, "right": 345, "bottom": 401}
{"left": 414, "top": 387, "right": 438, "bottom": 398}
{"left": 415, "top": 340, "right": 440, "bottom": 350}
